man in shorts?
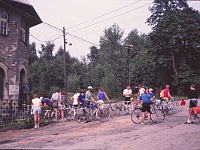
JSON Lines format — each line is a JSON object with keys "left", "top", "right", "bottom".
{"left": 185, "top": 84, "right": 199, "bottom": 124}
{"left": 139, "top": 90, "right": 153, "bottom": 125}
{"left": 51, "top": 88, "right": 64, "bottom": 122}
{"left": 85, "top": 86, "right": 97, "bottom": 121}
{"left": 123, "top": 85, "right": 132, "bottom": 114}
{"left": 97, "top": 87, "right": 110, "bottom": 109}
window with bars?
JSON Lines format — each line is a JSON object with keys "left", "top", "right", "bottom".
{"left": 20, "top": 18, "right": 26, "bottom": 42}
{"left": 0, "top": 8, "right": 8, "bottom": 35}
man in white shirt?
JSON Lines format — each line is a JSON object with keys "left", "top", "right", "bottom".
{"left": 123, "top": 85, "right": 132, "bottom": 114}
{"left": 51, "top": 88, "right": 64, "bottom": 122}
{"left": 70, "top": 92, "right": 80, "bottom": 107}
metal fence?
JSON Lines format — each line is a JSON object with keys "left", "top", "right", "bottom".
{"left": 0, "top": 99, "right": 14, "bottom": 123}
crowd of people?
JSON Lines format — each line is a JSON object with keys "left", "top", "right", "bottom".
{"left": 123, "top": 84, "right": 199, "bottom": 125}
{"left": 28, "top": 83, "right": 199, "bottom": 129}
{"left": 30, "top": 86, "right": 111, "bottom": 128}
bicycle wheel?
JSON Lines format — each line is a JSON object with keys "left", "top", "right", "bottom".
{"left": 43, "top": 110, "right": 51, "bottom": 123}
{"left": 77, "top": 108, "right": 88, "bottom": 123}
{"left": 170, "top": 102, "right": 177, "bottom": 114}
{"left": 51, "top": 110, "right": 61, "bottom": 121}
{"left": 25, "top": 111, "right": 33, "bottom": 122}
{"left": 99, "top": 108, "right": 110, "bottom": 122}
{"left": 131, "top": 108, "right": 142, "bottom": 124}
{"left": 109, "top": 105, "right": 120, "bottom": 118}
{"left": 65, "top": 108, "right": 76, "bottom": 121}
{"left": 151, "top": 109, "right": 165, "bottom": 123}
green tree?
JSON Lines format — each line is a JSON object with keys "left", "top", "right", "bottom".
{"left": 28, "top": 42, "right": 38, "bottom": 65}
{"left": 147, "top": 0, "right": 200, "bottom": 94}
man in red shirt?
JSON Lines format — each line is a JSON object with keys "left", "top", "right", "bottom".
{"left": 163, "top": 85, "right": 173, "bottom": 102}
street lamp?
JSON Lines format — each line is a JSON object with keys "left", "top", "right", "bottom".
{"left": 125, "top": 44, "right": 133, "bottom": 86}
{"left": 63, "top": 27, "right": 72, "bottom": 93}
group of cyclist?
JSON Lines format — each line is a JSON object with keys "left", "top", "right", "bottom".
{"left": 123, "top": 83, "right": 199, "bottom": 125}
{"left": 123, "top": 85, "right": 157, "bottom": 124}
{"left": 36, "top": 86, "right": 111, "bottom": 125}
{"left": 31, "top": 83, "right": 199, "bottom": 128}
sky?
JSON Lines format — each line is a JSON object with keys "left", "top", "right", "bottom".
{"left": 29, "top": 0, "right": 200, "bottom": 59}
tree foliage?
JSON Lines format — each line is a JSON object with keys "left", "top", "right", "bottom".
{"left": 28, "top": 1, "right": 200, "bottom": 98}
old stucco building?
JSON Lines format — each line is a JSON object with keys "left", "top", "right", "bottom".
{"left": 0, "top": 0, "right": 42, "bottom": 113}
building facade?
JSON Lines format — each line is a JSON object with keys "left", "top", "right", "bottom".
{"left": 0, "top": 0, "right": 42, "bottom": 113}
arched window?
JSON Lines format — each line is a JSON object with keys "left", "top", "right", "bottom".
{"left": 0, "top": 8, "right": 8, "bottom": 35}
{"left": 20, "top": 18, "right": 26, "bottom": 42}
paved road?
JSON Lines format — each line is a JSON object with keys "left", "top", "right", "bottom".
{"left": 0, "top": 100, "right": 199, "bottom": 150}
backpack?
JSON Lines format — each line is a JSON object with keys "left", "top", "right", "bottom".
{"left": 160, "top": 90, "right": 164, "bottom": 98}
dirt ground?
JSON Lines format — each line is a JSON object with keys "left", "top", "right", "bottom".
{"left": 0, "top": 100, "right": 200, "bottom": 150}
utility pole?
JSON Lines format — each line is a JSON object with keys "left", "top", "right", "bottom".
{"left": 125, "top": 44, "right": 133, "bottom": 86}
{"left": 63, "top": 27, "right": 67, "bottom": 92}
{"left": 63, "top": 27, "right": 72, "bottom": 93}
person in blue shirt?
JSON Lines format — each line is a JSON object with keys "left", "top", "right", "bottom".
{"left": 22, "top": 82, "right": 30, "bottom": 105}
{"left": 40, "top": 97, "right": 53, "bottom": 119}
{"left": 78, "top": 90, "right": 85, "bottom": 107}
{"left": 97, "top": 87, "right": 111, "bottom": 109}
{"left": 148, "top": 88, "right": 155, "bottom": 102}
{"left": 139, "top": 90, "right": 153, "bottom": 125}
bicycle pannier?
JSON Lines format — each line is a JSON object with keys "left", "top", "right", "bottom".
{"left": 193, "top": 107, "right": 200, "bottom": 115}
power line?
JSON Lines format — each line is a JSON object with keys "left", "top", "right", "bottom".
{"left": 30, "top": 1, "right": 152, "bottom": 47}
{"left": 69, "top": 2, "right": 152, "bottom": 33}
{"left": 52, "top": 35, "right": 63, "bottom": 42}
{"left": 78, "top": 14, "right": 150, "bottom": 37}
{"left": 42, "top": 22, "right": 62, "bottom": 32}
{"left": 67, "top": 33, "right": 99, "bottom": 46}
{"left": 66, "top": 0, "right": 142, "bottom": 30}
{"left": 30, "top": 34, "right": 46, "bottom": 43}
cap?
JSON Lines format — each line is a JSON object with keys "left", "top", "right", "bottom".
{"left": 149, "top": 88, "right": 153, "bottom": 91}
{"left": 40, "top": 97, "right": 43, "bottom": 100}
{"left": 88, "top": 86, "right": 93, "bottom": 89}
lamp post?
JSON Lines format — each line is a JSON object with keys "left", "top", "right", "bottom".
{"left": 125, "top": 44, "right": 133, "bottom": 86}
{"left": 63, "top": 27, "right": 72, "bottom": 92}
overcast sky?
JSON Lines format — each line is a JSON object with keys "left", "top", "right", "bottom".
{"left": 29, "top": 0, "right": 200, "bottom": 59}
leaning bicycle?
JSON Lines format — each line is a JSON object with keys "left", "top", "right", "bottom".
{"left": 105, "top": 101, "right": 120, "bottom": 118}
{"left": 77, "top": 103, "right": 110, "bottom": 123}
{"left": 131, "top": 103, "right": 165, "bottom": 124}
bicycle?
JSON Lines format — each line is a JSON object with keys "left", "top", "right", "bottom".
{"left": 64, "top": 105, "right": 78, "bottom": 121}
{"left": 13, "top": 104, "right": 33, "bottom": 122}
{"left": 160, "top": 97, "right": 177, "bottom": 115}
{"left": 131, "top": 102, "right": 165, "bottom": 124}
{"left": 43, "top": 107, "right": 54, "bottom": 123}
{"left": 105, "top": 101, "right": 120, "bottom": 118}
{"left": 77, "top": 103, "right": 110, "bottom": 123}
{"left": 116, "top": 97, "right": 138, "bottom": 116}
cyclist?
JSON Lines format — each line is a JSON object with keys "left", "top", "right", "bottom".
{"left": 123, "top": 85, "right": 132, "bottom": 114}
{"left": 85, "top": 86, "right": 97, "bottom": 121}
{"left": 148, "top": 88, "right": 155, "bottom": 102}
{"left": 70, "top": 91, "right": 80, "bottom": 107}
{"left": 97, "top": 87, "right": 111, "bottom": 109}
{"left": 139, "top": 90, "right": 153, "bottom": 125}
{"left": 185, "top": 84, "right": 199, "bottom": 124}
{"left": 78, "top": 90, "right": 85, "bottom": 107}
{"left": 51, "top": 88, "right": 64, "bottom": 122}
{"left": 31, "top": 94, "right": 42, "bottom": 128}
{"left": 40, "top": 97, "right": 53, "bottom": 119}
{"left": 163, "top": 85, "right": 173, "bottom": 102}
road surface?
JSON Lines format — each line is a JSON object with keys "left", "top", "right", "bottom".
{"left": 0, "top": 100, "right": 199, "bottom": 150}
